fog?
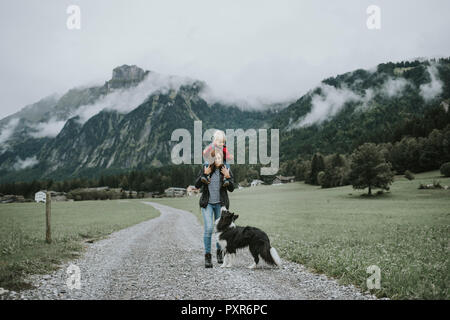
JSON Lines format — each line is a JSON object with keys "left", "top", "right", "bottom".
{"left": 76, "top": 72, "right": 195, "bottom": 123}
{"left": 420, "top": 65, "right": 444, "bottom": 101}
{"left": 289, "top": 63, "right": 444, "bottom": 129}
{"left": 0, "top": 118, "right": 19, "bottom": 146}
{"left": 13, "top": 156, "right": 39, "bottom": 170}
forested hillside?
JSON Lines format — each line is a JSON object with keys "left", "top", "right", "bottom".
{"left": 1, "top": 58, "right": 449, "bottom": 195}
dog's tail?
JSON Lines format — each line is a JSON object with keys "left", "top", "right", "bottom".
{"left": 269, "top": 247, "right": 282, "bottom": 267}
{"left": 261, "top": 241, "right": 282, "bottom": 267}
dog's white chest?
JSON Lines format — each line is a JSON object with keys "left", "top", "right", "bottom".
{"left": 216, "top": 232, "right": 227, "bottom": 250}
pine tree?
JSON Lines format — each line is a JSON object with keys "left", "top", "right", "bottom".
{"left": 321, "top": 153, "right": 348, "bottom": 188}
{"left": 307, "top": 153, "right": 325, "bottom": 185}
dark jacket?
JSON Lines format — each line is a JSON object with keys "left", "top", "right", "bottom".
{"left": 194, "top": 165, "right": 235, "bottom": 209}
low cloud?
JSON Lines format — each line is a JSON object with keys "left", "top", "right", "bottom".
{"left": 22, "top": 67, "right": 291, "bottom": 138}
{"left": 0, "top": 118, "right": 19, "bottom": 149}
{"left": 17, "top": 61, "right": 447, "bottom": 139}
{"left": 382, "top": 77, "right": 410, "bottom": 98}
{"left": 22, "top": 72, "right": 196, "bottom": 137}
{"left": 420, "top": 65, "right": 443, "bottom": 101}
{"left": 290, "top": 84, "right": 362, "bottom": 128}
{"left": 76, "top": 72, "right": 195, "bottom": 123}
{"left": 30, "top": 119, "right": 67, "bottom": 138}
{"left": 13, "top": 156, "right": 39, "bottom": 170}
{"left": 199, "top": 85, "right": 293, "bottom": 111}
{"left": 289, "top": 77, "right": 409, "bottom": 129}
{"left": 288, "top": 62, "right": 444, "bottom": 129}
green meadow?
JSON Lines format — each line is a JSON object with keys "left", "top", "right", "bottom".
{"left": 0, "top": 200, "right": 159, "bottom": 291}
{"left": 0, "top": 171, "right": 448, "bottom": 299}
{"left": 151, "top": 171, "right": 450, "bottom": 299}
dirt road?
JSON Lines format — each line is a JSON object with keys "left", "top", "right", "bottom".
{"left": 10, "top": 202, "right": 375, "bottom": 300}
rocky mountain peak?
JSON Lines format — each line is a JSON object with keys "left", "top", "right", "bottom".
{"left": 106, "top": 65, "right": 150, "bottom": 90}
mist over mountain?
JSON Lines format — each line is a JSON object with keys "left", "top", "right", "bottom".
{"left": 0, "top": 58, "right": 449, "bottom": 183}
{"left": 0, "top": 64, "right": 275, "bottom": 181}
{"left": 272, "top": 58, "right": 450, "bottom": 158}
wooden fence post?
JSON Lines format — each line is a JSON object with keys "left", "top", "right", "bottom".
{"left": 46, "top": 192, "right": 52, "bottom": 244}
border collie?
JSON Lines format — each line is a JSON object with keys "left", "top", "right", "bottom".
{"left": 214, "top": 209, "right": 281, "bottom": 269}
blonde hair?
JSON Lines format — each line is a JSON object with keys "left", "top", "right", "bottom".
{"left": 213, "top": 130, "right": 226, "bottom": 144}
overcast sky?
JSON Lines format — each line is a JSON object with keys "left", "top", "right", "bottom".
{"left": 0, "top": 0, "right": 449, "bottom": 119}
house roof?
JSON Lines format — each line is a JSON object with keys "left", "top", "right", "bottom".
{"left": 275, "top": 175, "right": 295, "bottom": 181}
{"left": 165, "top": 187, "right": 187, "bottom": 192}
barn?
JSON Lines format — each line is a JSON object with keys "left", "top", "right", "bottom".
{"left": 35, "top": 191, "right": 47, "bottom": 203}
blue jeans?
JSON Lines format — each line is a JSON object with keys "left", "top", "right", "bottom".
{"left": 202, "top": 203, "right": 222, "bottom": 254}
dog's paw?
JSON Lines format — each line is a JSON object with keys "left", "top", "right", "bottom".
{"left": 248, "top": 263, "right": 257, "bottom": 269}
{"left": 220, "top": 263, "right": 227, "bottom": 268}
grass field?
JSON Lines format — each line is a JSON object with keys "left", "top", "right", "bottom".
{"left": 151, "top": 171, "right": 450, "bottom": 299}
{"left": 0, "top": 200, "right": 159, "bottom": 291}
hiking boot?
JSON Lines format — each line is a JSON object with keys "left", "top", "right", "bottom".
{"left": 205, "top": 253, "right": 213, "bottom": 268}
{"left": 217, "top": 249, "right": 223, "bottom": 264}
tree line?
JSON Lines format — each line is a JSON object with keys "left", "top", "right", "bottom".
{"left": 1, "top": 105, "right": 449, "bottom": 198}
{"left": 279, "top": 123, "right": 450, "bottom": 193}
{"left": 0, "top": 163, "right": 265, "bottom": 199}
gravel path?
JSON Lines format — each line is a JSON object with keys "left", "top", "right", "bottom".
{"left": 3, "top": 202, "right": 376, "bottom": 300}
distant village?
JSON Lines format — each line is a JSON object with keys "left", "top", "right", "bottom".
{"left": 0, "top": 176, "right": 296, "bottom": 204}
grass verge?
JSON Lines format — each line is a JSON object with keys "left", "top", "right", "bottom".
{"left": 150, "top": 170, "right": 450, "bottom": 299}
{"left": 0, "top": 200, "right": 159, "bottom": 291}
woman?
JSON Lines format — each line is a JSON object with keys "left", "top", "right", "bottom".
{"left": 194, "top": 130, "right": 235, "bottom": 268}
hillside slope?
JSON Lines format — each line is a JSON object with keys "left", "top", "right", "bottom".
{"left": 0, "top": 58, "right": 449, "bottom": 183}
{"left": 274, "top": 58, "right": 450, "bottom": 160}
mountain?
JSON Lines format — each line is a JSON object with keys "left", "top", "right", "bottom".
{"left": 274, "top": 58, "right": 450, "bottom": 160}
{"left": 0, "top": 65, "right": 274, "bottom": 182}
{"left": 0, "top": 58, "right": 449, "bottom": 183}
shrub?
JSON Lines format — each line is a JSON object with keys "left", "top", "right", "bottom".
{"left": 433, "top": 180, "right": 443, "bottom": 189}
{"left": 320, "top": 158, "right": 350, "bottom": 189}
{"left": 440, "top": 162, "right": 450, "bottom": 177}
{"left": 317, "top": 171, "right": 326, "bottom": 186}
{"left": 239, "top": 180, "right": 249, "bottom": 188}
{"left": 67, "top": 189, "right": 123, "bottom": 201}
{"left": 418, "top": 181, "right": 444, "bottom": 190}
{"left": 404, "top": 170, "right": 415, "bottom": 180}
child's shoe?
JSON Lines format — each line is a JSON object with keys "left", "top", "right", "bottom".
{"left": 201, "top": 175, "right": 211, "bottom": 184}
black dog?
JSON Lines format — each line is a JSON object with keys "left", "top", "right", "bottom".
{"left": 214, "top": 210, "right": 281, "bottom": 268}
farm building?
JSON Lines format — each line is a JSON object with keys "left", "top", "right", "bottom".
{"left": 164, "top": 187, "right": 187, "bottom": 197}
{"left": 35, "top": 191, "right": 68, "bottom": 203}
{"left": 272, "top": 175, "right": 296, "bottom": 185}
{"left": 186, "top": 185, "right": 200, "bottom": 196}
{"left": 35, "top": 191, "right": 47, "bottom": 203}
{"left": 1, "top": 194, "right": 27, "bottom": 204}
{"left": 250, "top": 179, "right": 264, "bottom": 187}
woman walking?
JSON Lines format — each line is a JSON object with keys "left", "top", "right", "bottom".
{"left": 195, "top": 130, "right": 235, "bottom": 268}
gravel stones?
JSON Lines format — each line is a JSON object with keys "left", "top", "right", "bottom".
{"left": 3, "top": 202, "right": 376, "bottom": 300}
